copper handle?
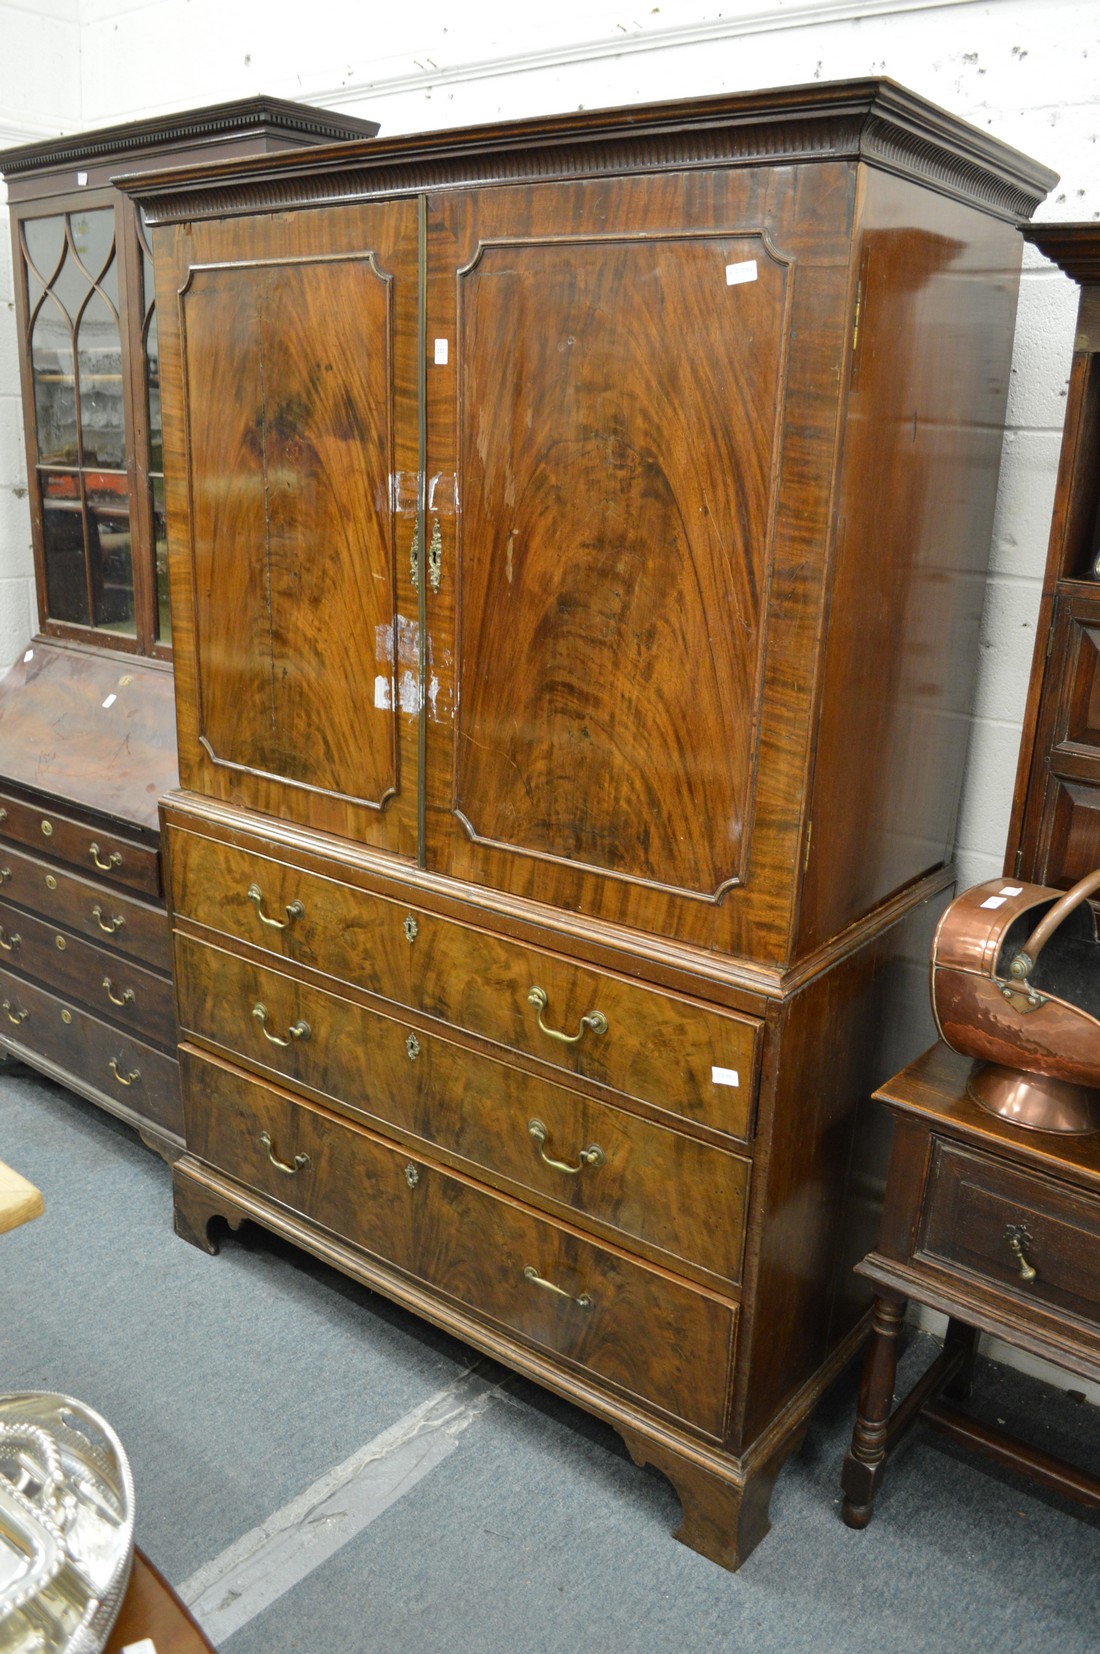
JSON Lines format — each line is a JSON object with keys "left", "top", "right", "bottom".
{"left": 259, "top": 1130, "right": 311, "bottom": 1175}
{"left": 527, "top": 986, "right": 608, "bottom": 1046}
{"left": 89, "top": 842, "right": 122, "bottom": 872}
{"left": 247, "top": 883, "right": 305, "bottom": 931}
{"left": 1009, "top": 866, "right": 1100, "bottom": 991}
{"left": 91, "top": 905, "right": 125, "bottom": 935}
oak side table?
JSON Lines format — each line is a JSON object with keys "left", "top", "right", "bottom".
{"left": 841, "top": 1041, "right": 1100, "bottom": 1527}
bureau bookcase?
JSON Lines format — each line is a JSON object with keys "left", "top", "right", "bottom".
{"left": 129, "top": 81, "right": 1053, "bottom": 1566}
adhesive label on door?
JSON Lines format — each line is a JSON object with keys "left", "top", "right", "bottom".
{"left": 711, "top": 1066, "right": 740, "bottom": 1087}
{"left": 726, "top": 260, "right": 758, "bottom": 287}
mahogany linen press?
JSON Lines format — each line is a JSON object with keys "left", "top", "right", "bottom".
{"left": 122, "top": 80, "right": 1053, "bottom": 1567}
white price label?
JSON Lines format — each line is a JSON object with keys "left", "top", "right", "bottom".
{"left": 101, "top": 693, "right": 117, "bottom": 709}
{"left": 725, "top": 259, "right": 758, "bottom": 287}
{"left": 980, "top": 895, "right": 1007, "bottom": 909}
{"left": 434, "top": 338, "right": 449, "bottom": 365}
{"left": 711, "top": 1066, "right": 740, "bottom": 1088}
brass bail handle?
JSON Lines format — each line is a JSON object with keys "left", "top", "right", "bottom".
{"left": 247, "top": 883, "right": 305, "bottom": 931}
{"left": 527, "top": 986, "right": 608, "bottom": 1046}
{"left": 1009, "top": 866, "right": 1100, "bottom": 990}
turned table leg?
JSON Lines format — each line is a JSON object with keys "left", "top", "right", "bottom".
{"left": 841, "top": 1291, "right": 906, "bottom": 1529}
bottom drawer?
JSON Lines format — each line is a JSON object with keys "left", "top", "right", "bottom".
{"left": 918, "top": 1139, "right": 1100, "bottom": 1331}
{"left": 182, "top": 1047, "right": 736, "bottom": 1438}
{"left": 0, "top": 965, "right": 181, "bottom": 1139}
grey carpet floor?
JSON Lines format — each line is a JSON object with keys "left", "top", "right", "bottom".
{"left": 2, "top": 1061, "right": 1098, "bottom": 1653}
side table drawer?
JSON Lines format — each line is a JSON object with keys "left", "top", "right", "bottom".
{"left": 918, "top": 1139, "right": 1100, "bottom": 1331}
{"left": 182, "top": 1048, "right": 736, "bottom": 1437}
{"left": 0, "top": 789, "right": 160, "bottom": 897}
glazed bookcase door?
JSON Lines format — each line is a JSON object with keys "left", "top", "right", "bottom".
{"left": 422, "top": 168, "right": 853, "bottom": 955}
{"left": 156, "top": 202, "right": 420, "bottom": 857}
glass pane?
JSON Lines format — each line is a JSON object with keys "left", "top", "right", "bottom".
{"left": 24, "top": 260, "right": 44, "bottom": 311}
{"left": 69, "top": 208, "right": 114, "bottom": 285}
{"left": 31, "top": 297, "right": 77, "bottom": 465}
{"left": 40, "top": 471, "right": 89, "bottom": 624}
{"left": 52, "top": 236, "right": 91, "bottom": 327}
{"left": 23, "top": 216, "right": 65, "bottom": 284}
{"left": 152, "top": 475, "right": 170, "bottom": 645}
{"left": 145, "top": 308, "right": 161, "bottom": 469}
{"left": 98, "top": 246, "right": 119, "bottom": 310}
{"left": 77, "top": 290, "right": 125, "bottom": 468}
{"left": 86, "top": 472, "right": 134, "bottom": 633}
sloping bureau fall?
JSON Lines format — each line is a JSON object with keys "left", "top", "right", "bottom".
{"left": 123, "top": 79, "right": 1055, "bottom": 1568}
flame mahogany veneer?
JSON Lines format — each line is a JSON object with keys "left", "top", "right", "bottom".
{"left": 127, "top": 81, "right": 1054, "bottom": 1566}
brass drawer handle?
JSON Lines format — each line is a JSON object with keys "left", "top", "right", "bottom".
{"left": 0, "top": 926, "right": 21, "bottom": 952}
{"left": 108, "top": 1058, "right": 140, "bottom": 1087}
{"left": 0, "top": 867, "right": 10, "bottom": 884}
{"left": 103, "top": 977, "right": 135, "bottom": 1008}
{"left": 1005, "top": 1223, "right": 1038, "bottom": 1283}
{"left": 247, "top": 883, "right": 305, "bottom": 931}
{"left": 523, "top": 1265, "right": 593, "bottom": 1311}
{"left": 91, "top": 905, "right": 125, "bottom": 935}
{"left": 527, "top": 986, "right": 607, "bottom": 1046}
{"left": 89, "top": 842, "right": 122, "bottom": 872}
{"left": 252, "top": 1003, "right": 311, "bottom": 1047}
{"left": 527, "top": 1118, "right": 605, "bottom": 1175}
{"left": 2, "top": 998, "right": 29, "bottom": 1026}
{"left": 259, "top": 1130, "right": 311, "bottom": 1175}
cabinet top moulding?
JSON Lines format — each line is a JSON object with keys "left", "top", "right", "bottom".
{"left": 120, "top": 78, "right": 1054, "bottom": 225}
{"left": 0, "top": 96, "right": 381, "bottom": 199}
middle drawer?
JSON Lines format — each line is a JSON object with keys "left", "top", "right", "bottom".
{"left": 175, "top": 932, "right": 750, "bottom": 1288}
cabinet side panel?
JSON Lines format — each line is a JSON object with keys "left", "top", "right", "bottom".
{"left": 733, "top": 879, "right": 945, "bottom": 1450}
{"left": 796, "top": 172, "right": 1024, "bottom": 956}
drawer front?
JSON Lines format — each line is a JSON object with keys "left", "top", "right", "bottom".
{"left": 0, "top": 843, "right": 169, "bottom": 972}
{"left": 0, "top": 789, "right": 160, "bottom": 897}
{"left": 0, "top": 898, "right": 176, "bottom": 1050}
{"left": 175, "top": 934, "right": 750, "bottom": 1285}
{"left": 0, "top": 966, "right": 181, "bottom": 1137}
{"left": 918, "top": 1140, "right": 1100, "bottom": 1330}
{"left": 182, "top": 1048, "right": 736, "bottom": 1436}
{"left": 169, "top": 827, "right": 759, "bottom": 1139}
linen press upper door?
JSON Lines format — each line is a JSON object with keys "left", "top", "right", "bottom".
{"left": 422, "top": 168, "right": 853, "bottom": 956}
{"left": 156, "top": 201, "right": 420, "bottom": 857}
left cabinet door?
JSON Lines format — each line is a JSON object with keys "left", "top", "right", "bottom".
{"left": 155, "top": 201, "right": 420, "bottom": 857}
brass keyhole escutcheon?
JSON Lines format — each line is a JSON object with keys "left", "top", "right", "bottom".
{"left": 403, "top": 915, "right": 418, "bottom": 943}
{"left": 40, "top": 820, "right": 52, "bottom": 837}
{"left": 406, "top": 1033, "right": 421, "bottom": 1061}
{"left": 45, "top": 874, "right": 57, "bottom": 891}
{"left": 405, "top": 1163, "right": 420, "bottom": 1189}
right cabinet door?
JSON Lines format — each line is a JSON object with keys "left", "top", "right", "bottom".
{"left": 157, "top": 200, "right": 421, "bottom": 859}
{"left": 423, "top": 166, "right": 851, "bottom": 953}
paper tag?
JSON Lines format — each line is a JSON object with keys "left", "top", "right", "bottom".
{"left": 726, "top": 259, "right": 758, "bottom": 287}
{"left": 980, "top": 895, "right": 1007, "bottom": 909}
{"left": 23, "top": 649, "right": 33, "bottom": 662}
{"left": 121, "top": 1639, "right": 158, "bottom": 1654}
{"left": 434, "top": 338, "right": 449, "bottom": 365}
{"left": 101, "top": 693, "right": 117, "bottom": 709}
{"left": 711, "top": 1066, "right": 740, "bottom": 1088}
{"left": 76, "top": 170, "right": 88, "bottom": 187}
{"left": 1000, "top": 885, "right": 1023, "bottom": 896}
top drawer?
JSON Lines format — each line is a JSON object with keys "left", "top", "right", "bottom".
{"left": 168, "top": 827, "right": 760, "bottom": 1140}
{"left": 918, "top": 1139, "right": 1100, "bottom": 1334}
{"left": 0, "top": 789, "right": 159, "bottom": 897}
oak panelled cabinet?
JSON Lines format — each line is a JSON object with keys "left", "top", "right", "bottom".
{"left": 127, "top": 81, "right": 1054, "bottom": 1566}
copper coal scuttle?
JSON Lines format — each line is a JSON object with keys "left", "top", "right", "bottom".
{"left": 931, "top": 869, "right": 1100, "bottom": 1134}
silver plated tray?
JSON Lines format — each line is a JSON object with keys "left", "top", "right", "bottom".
{"left": 0, "top": 1394, "right": 134, "bottom": 1654}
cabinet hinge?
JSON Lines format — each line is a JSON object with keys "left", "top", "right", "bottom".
{"left": 851, "top": 279, "right": 862, "bottom": 359}
{"left": 1014, "top": 846, "right": 1024, "bottom": 877}
{"left": 1046, "top": 625, "right": 1055, "bottom": 659}
{"left": 803, "top": 819, "right": 813, "bottom": 872}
